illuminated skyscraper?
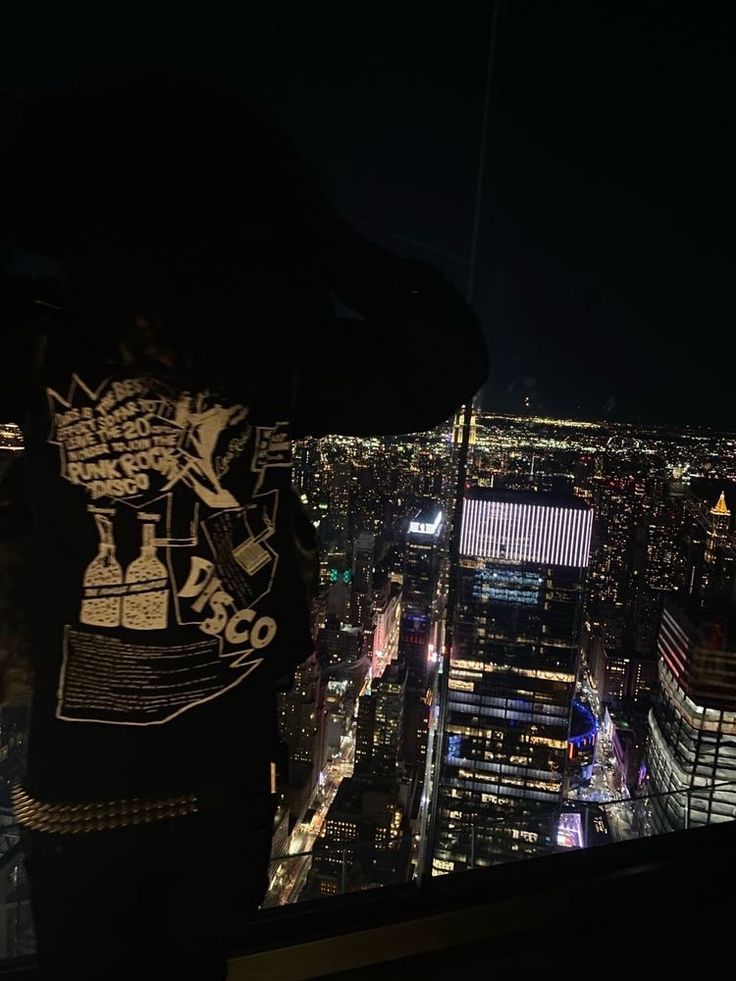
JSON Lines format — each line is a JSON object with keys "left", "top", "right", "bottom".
{"left": 684, "top": 489, "right": 735, "bottom": 603}
{"left": 702, "top": 490, "right": 733, "bottom": 597}
{"left": 451, "top": 404, "right": 477, "bottom": 448}
{"left": 398, "top": 507, "right": 444, "bottom": 783}
{"left": 399, "top": 508, "right": 443, "bottom": 690}
{"left": 706, "top": 491, "right": 731, "bottom": 559}
{"left": 431, "top": 489, "right": 593, "bottom": 872}
{"left": 647, "top": 597, "right": 736, "bottom": 832}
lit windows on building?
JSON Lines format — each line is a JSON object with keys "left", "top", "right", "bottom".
{"left": 648, "top": 598, "right": 736, "bottom": 832}
{"left": 431, "top": 489, "right": 592, "bottom": 871}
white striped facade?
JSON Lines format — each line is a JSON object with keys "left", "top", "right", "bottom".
{"left": 459, "top": 496, "right": 593, "bottom": 568}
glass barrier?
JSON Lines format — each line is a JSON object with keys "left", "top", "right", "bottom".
{"left": 259, "top": 780, "right": 736, "bottom": 908}
{"left": 0, "top": 823, "right": 34, "bottom": 960}
{"left": 1, "top": 779, "right": 733, "bottom": 961}
{"left": 264, "top": 831, "right": 416, "bottom": 906}
{"left": 3, "top": 416, "right": 736, "bottom": 967}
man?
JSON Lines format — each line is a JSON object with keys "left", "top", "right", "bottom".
{"left": 0, "top": 66, "right": 488, "bottom": 979}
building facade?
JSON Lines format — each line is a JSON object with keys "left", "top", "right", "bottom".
{"left": 307, "top": 776, "right": 409, "bottom": 896}
{"left": 431, "top": 489, "right": 593, "bottom": 872}
{"left": 398, "top": 508, "right": 443, "bottom": 690}
{"left": 398, "top": 507, "right": 444, "bottom": 789}
{"left": 355, "top": 664, "right": 407, "bottom": 779}
{"left": 351, "top": 531, "right": 376, "bottom": 628}
{"left": 648, "top": 598, "right": 736, "bottom": 831}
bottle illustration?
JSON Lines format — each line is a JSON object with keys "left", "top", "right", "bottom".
{"left": 122, "top": 513, "right": 169, "bottom": 630}
{"left": 80, "top": 508, "right": 123, "bottom": 628}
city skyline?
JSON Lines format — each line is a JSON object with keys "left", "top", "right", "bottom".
{"left": 262, "top": 404, "right": 736, "bottom": 900}
{"left": 3, "top": 402, "right": 736, "bottom": 922}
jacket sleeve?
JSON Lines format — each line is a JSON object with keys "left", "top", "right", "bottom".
{"left": 292, "top": 216, "right": 489, "bottom": 439}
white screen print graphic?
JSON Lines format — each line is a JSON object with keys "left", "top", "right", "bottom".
{"left": 81, "top": 509, "right": 170, "bottom": 630}
{"left": 47, "top": 374, "right": 292, "bottom": 726}
{"left": 81, "top": 507, "right": 123, "bottom": 628}
{"left": 48, "top": 374, "right": 249, "bottom": 507}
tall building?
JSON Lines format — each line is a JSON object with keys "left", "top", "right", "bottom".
{"left": 399, "top": 507, "right": 443, "bottom": 690}
{"left": 705, "top": 490, "right": 731, "bottom": 563}
{"left": 317, "top": 616, "right": 362, "bottom": 673}
{"left": 683, "top": 494, "right": 708, "bottom": 601}
{"left": 322, "top": 543, "right": 351, "bottom": 621}
{"left": 683, "top": 489, "right": 734, "bottom": 603}
{"left": 351, "top": 531, "right": 375, "bottom": 628}
{"left": 702, "top": 490, "right": 735, "bottom": 600}
{"left": 590, "top": 636, "right": 657, "bottom": 706}
{"left": 307, "top": 776, "right": 409, "bottom": 896}
{"left": 328, "top": 454, "right": 352, "bottom": 536}
{"left": 431, "top": 489, "right": 593, "bottom": 872}
{"left": 451, "top": 404, "right": 478, "bottom": 448}
{"left": 278, "top": 655, "right": 324, "bottom": 770}
{"left": 277, "top": 655, "right": 325, "bottom": 827}
{"left": 627, "top": 652, "right": 658, "bottom": 702}
{"left": 398, "top": 506, "right": 444, "bottom": 785}
{"left": 590, "top": 640, "right": 630, "bottom": 705}
{"left": 355, "top": 664, "right": 406, "bottom": 778}
{"left": 647, "top": 597, "right": 736, "bottom": 832}
{"left": 372, "top": 580, "right": 401, "bottom": 673}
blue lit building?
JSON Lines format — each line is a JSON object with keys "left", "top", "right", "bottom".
{"left": 568, "top": 701, "right": 598, "bottom": 785}
{"left": 431, "top": 489, "right": 593, "bottom": 872}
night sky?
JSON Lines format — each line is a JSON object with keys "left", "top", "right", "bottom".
{"left": 3, "top": 2, "right": 734, "bottom": 428}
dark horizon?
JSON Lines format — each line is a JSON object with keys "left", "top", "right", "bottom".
{"left": 2, "top": 2, "right": 734, "bottom": 429}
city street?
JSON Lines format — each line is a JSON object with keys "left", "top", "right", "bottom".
{"left": 570, "top": 671, "right": 639, "bottom": 843}
{"left": 264, "top": 730, "right": 356, "bottom": 906}
{"left": 414, "top": 623, "right": 444, "bottom": 878}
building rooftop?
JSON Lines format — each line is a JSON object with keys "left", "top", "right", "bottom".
{"left": 712, "top": 489, "right": 731, "bottom": 515}
{"left": 465, "top": 486, "right": 591, "bottom": 510}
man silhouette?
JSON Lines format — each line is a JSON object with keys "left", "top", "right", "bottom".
{"left": 0, "top": 64, "right": 488, "bottom": 979}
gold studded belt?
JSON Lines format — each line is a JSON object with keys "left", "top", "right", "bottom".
{"left": 11, "top": 784, "right": 199, "bottom": 834}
